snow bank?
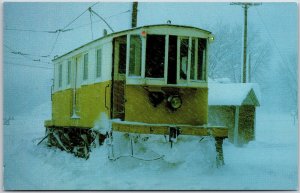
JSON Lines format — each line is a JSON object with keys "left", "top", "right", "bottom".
{"left": 3, "top": 102, "right": 298, "bottom": 190}
{"left": 93, "top": 113, "right": 112, "bottom": 135}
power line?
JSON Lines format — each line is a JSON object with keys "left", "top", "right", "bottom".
{"left": 88, "top": 7, "right": 114, "bottom": 32}
{"left": 4, "top": 44, "right": 51, "bottom": 64}
{"left": 4, "top": 61, "right": 53, "bottom": 70}
{"left": 254, "top": 7, "right": 293, "bottom": 71}
{"left": 46, "top": 2, "right": 99, "bottom": 57}
{"left": 71, "top": 10, "right": 130, "bottom": 30}
{"left": 62, "top": 2, "right": 99, "bottom": 30}
{"left": 48, "top": 31, "right": 61, "bottom": 57}
{"left": 4, "top": 28, "right": 73, "bottom": 33}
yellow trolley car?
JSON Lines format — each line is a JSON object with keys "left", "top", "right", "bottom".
{"left": 44, "top": 24, "right": 228, "bottom": 165}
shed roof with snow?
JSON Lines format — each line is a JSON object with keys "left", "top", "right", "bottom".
{"left": 208, "top": 83, "right": 260, "bottom": 106}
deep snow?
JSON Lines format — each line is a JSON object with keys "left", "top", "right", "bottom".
{"left": 3, "top": 102, "right": 298, "bottom": 190}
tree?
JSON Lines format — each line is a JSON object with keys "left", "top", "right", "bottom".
{"left": 208, "top": 22, "right": 272, "bottom": 88}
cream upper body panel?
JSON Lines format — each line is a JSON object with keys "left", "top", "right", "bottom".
{"left": 52, "top": 24, "right": 213, "bottom": 93}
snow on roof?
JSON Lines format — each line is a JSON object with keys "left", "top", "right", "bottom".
{"left": 208, "top": 83, "right": 261, "bottom": 106}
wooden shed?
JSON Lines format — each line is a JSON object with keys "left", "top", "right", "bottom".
{"left": 208, "top": 83, "right": 260, "bottom": 146}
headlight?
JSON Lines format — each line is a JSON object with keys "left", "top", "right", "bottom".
{"left": 167, "top": 95, "right": 182, "bottom": 110}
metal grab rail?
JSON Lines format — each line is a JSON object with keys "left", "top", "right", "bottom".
{"left": 105, "top": 84, "right": 110, "bottom": 110}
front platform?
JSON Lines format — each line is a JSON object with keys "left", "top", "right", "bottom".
{"left": 111, "top": 120, "right": 228, "bottom": 137}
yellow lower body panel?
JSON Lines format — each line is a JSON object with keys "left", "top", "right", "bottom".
{"left": 48, "top": 81, "right": 111, "bottom": 128}
{"left": 125, "top": 86, "right": 208, "bottom": 125}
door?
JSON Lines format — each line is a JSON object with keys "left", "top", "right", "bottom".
{"left": 111, "top": 36, "right": 127, "bottom": 120}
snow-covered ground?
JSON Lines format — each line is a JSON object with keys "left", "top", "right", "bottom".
{"left": 3, "top": 102, "right": 298, "bottom": 190}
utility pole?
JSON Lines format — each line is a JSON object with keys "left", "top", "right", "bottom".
{"left": 248, "top": 53, "right": 251, "bottom": 82}
{"left": 131, "top": 2, "right": 138, "bottom": 28}
{"left": 230, "top": 2, "right": 261, "bottom": 83}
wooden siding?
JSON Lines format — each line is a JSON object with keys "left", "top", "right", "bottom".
{"left": 208, "top": 105, "right": 256, "bottom": 144}
{"left": 238, "top": 105, "right": 255, "bottom": 143}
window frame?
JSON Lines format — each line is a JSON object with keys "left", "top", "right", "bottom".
{"left": 58, "top": 63, "right": 63, "bottom": 88}
{"left": 125, "top": 32, "right": 208, "bottom": 87}
{"left": 83, "top": 52, "right": 89, "bottom": 81}
{"left": 96, "top": 48, "right": 102, "bottom": 79}
{"left": 128, "top": 34, "right": 143, "bottom": 77}
{"left": 67, "top": 60, "right": 72, "bottom": 85}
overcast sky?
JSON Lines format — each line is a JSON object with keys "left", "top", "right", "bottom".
{"left": 3, "top": 2, "right": 298, "bottom": 116}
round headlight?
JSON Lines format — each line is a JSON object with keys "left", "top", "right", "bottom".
{"left": 168, "top": 95, "right": 182, "bottom": 110}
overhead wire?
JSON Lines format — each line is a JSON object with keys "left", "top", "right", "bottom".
{"left": 88, "top": 8, "right": 114, "bottom": 32}
{"left": 254, "top": 7, "right": 294, "bottom": 77}
{"left": 70, "top": 9, "right": 130, "bottom": 30}
{"left": 4, "top": 61, "right": 53, "bottom": 70}
{"left": 48, "top": 31, "right": 61, "bottom": 57}
{"left": 4, "top": 27, "right": 73, "bottom": 33}
{"left": 62, "top": 2, "right": 98, "bottom": 31}
{"left": 4, "top": 44, "right": 51, "bottom": 64}
{"left": 46, "top": 2, "right": 99, "bottom": 57}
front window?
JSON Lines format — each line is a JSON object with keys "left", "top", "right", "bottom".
{"left": 190, "top": 38, "right": 206, "bottom": 81}
{"left": 180, "top": 38, "right": 189, "bottom": 80}
{"left": 146, "top": 35, "right": 165, "bottom": 78}
{"left": 197, "top": 38, "right": 206, "bottom": 80}
{"left": 126, "top": 33, "right": 207, "bottom": 85}
{"left": 129, "top": 35, "right": 142, "bottom": 76}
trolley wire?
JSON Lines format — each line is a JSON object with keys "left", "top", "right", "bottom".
{"left": 254, "top": 7, "right": 295, "bottom": 81}
{"left": 4, "top": 27, "right": 73, "bottom": 33}
{"left": 71, "top": 9, "right": 130, "bottom": 30}
{"left": 4, "top": 61, "right": 53, "bottom": 70}
{"left": 46, "top": 2, "right": 99, "bottom": 57}
{"left": 88, "top": 7, "right": 114, "bottom": 32}
{"left": 48, "top": 31, "right": 61, "bottom": 57}
{"left": 4, "top": 44, "right": 51, "bottom": 64}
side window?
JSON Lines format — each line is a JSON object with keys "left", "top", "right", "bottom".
{"left": 129, "top": 35, "right": 142, "bottom": 76}
{"left": 67, "top": 60, "right": 71, "bottom": 85}
{"left": 96, "top": 49, "right": 102, "bottom": 78}
{"left": 180, "top": 38, "right": 189, "bottom": 80}
{"left": 146, "top": 35, "right": 165, "bottom": 78}
{"left": 58, "top": 63, "right": 62, "bottom": 88}
{"left": 83, "top": 53, "right": 88, "bottom": 80}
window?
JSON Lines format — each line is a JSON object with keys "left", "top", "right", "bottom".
{"left": 190, "top": 38, "right": 196, "bottom": 80}
{"left": 83, "top": 53, "right": 88, "bottom": 80}
{"left": 146, "top": 35, "right": 165, "bottom": 78}
{"left": 129, "top": 35, "right": 142, "bottom": 76}
{"left": 67, "top": 60, "right": 71, "bottom": 84}
{"left": 58, "top": 63, "right": 62, "bottom": 88}
{"left": 180, "top": 38, "right": 189, "bottom": 80}
{"left": 197, "top": 38, "right": 206, "bottom": 80}
{"left": 190, "top": 38, "right": 207, "bottom": 81}
{"left": 167, "top": 35, "right": 177, "bottom": 84}
{"left": 116, "top": 35, "right": 127, "bottom": 74}
{"left": 96, "top": 49, "right": 102, "bottom": 78}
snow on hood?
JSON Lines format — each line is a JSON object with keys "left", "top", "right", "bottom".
{"left": 208, "top": 83, "right": 261, "bottom": 106}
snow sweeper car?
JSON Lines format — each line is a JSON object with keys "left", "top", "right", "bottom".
{"left": 44, "top": 24, "right": 228, "bottom": 166}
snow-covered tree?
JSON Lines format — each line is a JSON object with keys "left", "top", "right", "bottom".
{"left": 208, "top": 22, "right": 272, "bottom": 87}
